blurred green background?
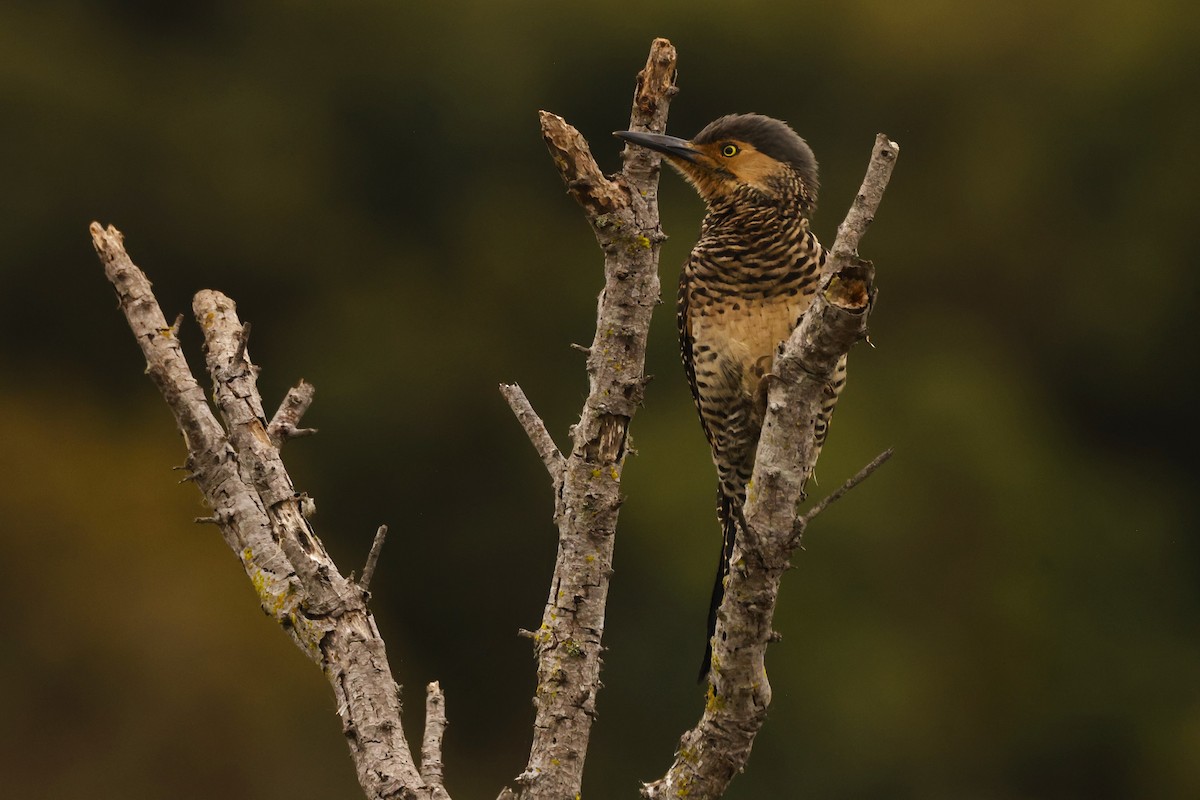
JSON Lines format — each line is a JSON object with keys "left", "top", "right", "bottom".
{"left": 2, "top": 1, "right": 1197, "bottom": 797}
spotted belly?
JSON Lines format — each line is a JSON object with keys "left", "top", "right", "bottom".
{"left": 690, "top": 295, "right": 806, "bottom": 401}
{"left": 686, "top": 293, "right": 810, "bottom": 478}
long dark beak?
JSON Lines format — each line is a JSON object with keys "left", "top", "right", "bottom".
{"left": 614, "top": 130, "right": 700, "bottom": 162}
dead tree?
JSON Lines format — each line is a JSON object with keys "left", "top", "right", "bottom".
{"left": 92, "top": 37, "right": 896, "bottom": 800}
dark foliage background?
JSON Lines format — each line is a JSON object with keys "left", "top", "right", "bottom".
{"left": 2, "top": 1, "right": 1197, "bottom": 797}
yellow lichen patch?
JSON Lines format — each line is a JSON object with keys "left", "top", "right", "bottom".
{"left": 247, "top": 563, "right": 275, "bottom": 607}
{"left": 705, "top": 684, "right": 725, "bottom": 713}
{"left": 287, "top": 611, "right": 325, "bottom": 660}
{"left": 624, "top": 233, "right": 653, "bottom": 254}
{"left": 245, "top": 554, "right": 298, "bottom": 622}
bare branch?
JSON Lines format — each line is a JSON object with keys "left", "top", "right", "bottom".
{"left": 92, "top": 223, "right": 438, "bottom": 799}
{"left": 499, "top": 383, "right": 564, "bottom": 485}
{"left": 503, "top": 37, "right": 677, "bottom": 800}
{"left": 799, "top": 447, "right": 894, "bottom": 529}
{"left": 539, "top": 112, "right": 627, "bottom": 218}
{"left": 91, "top": 223, "right": 259, "bottom": 561}
{"left": 830, "top": 134, "right": 901, "bottom": 262}
{"left": 420, "top": 682, "right": 452, "bottom": 800}
{"left": 360, "top": 524, "right": 389, "bottom": 593}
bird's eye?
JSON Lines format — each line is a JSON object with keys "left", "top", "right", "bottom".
{"left": 721, "top": 144, "right": 739, "bottom": 158}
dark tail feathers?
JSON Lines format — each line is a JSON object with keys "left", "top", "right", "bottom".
{"left": 699, "top": 490, "right": 741, "bottom": 681}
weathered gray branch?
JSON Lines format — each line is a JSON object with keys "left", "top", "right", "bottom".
{"left": 499, "top": 382, "right": 565, "bottom": 485}
{"left": 799, "top": 447, "right": 894, "bottom": 530}
{"left": 360, "top": 524, "right": 389, "bottom": 592}
{"left": 91, "top": 222, "right": 442, "bottom": 800}
{"left": 268, "top": 380, "right": 318, "bottom": 445}
{"left": 420, "top": 682, "right": 452, "bottom": 800}
{"left": 644, "top": 134, "right": 899, "bottom": 799}
{"left": 830, "top": 134, "right": 901, "bottom": 263}
{"left": 499, "top": 37, "right": 677, "bottom": 800}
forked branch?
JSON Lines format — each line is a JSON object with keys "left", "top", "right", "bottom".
{"left": 91, "top": 223, "right": 442, "bottom": 800}
{"left": 497, "top": 37, "right": 677, "bottom": 800}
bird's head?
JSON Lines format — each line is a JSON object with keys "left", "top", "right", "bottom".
{"left": 615, "top": 113, "right": 818, "bottom": 209}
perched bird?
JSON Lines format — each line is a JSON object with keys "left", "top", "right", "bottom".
{"left": 616, "top": 114, "right": 845, "bottom": 680}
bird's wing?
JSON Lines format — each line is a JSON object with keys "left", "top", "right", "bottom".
{"left": 677, "top": 264, "right": 713, "bottom": 449}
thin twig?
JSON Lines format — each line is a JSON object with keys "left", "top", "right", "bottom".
{"left": 799, "top": 447, "right": 894, "bottom": 527}
{"left": 360, "top": 524, "right": 388, "bottom": 592}
{"left": 499, "top": 383, "right": 565, "bottom": 484}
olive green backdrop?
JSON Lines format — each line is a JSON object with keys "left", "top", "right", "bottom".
{"left": 2, "top": 1, "right": 1196, "bottom": 797}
